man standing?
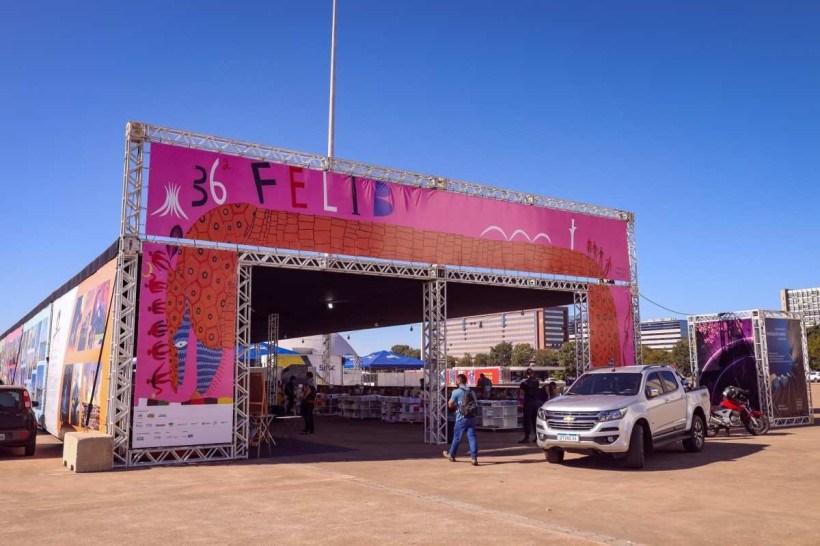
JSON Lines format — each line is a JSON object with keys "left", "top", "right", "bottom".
{"left": 300, "top": 372, "right": 317, "bottom": 434}
{"left": 519, "top": 368, "right": 541, "bottom": 443}
{"left": 476, "top": 373, "right": 493, "bottom": 399}
{"left": 284, "top": 376, "right": 297, "bottom": 415}
{"left": 443, "top": 373, "right": 479, "bottom": 466}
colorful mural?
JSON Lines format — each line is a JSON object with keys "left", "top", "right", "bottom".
{"left": 133, "top": 243, "right": 236, "bottom": 448}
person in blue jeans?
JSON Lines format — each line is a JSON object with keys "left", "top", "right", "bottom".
{"left": 443, "top": 373, "right": 479, "bottom": 466}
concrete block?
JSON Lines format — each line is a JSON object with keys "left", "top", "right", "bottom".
{"left": 63, "top": 431, "right": 114, "bottom": 473}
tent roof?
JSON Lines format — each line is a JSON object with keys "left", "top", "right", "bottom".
{"left": 347, "top": 350, "right": 424, "bottom": 369}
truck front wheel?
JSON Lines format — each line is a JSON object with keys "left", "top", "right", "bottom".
{"left": 683, "top": 414, "right": 706, "bottom": 453}
{"left": 545, "top": 447, "right": 564, "bottom": 463}
{"left": 624, "top": 424, "right": 645, "bottom": 469}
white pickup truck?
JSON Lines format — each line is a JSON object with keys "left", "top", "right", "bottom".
{"left": 536, "top": 365, "right": 710, "bottom": 469}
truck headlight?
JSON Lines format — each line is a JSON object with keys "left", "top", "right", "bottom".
{"left": 598, "top": 408, "right": 626, "bottom": 422}
{"left": 537, "top": 408, "right": 548, "bottom": 420}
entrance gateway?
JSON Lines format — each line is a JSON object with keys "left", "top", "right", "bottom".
{"left": 97, "top": 122, "right": 641, "bottom": 467}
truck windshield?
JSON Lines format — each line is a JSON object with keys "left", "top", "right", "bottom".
{"left": 565, "top": 373, "right": 642, "bottom": 396}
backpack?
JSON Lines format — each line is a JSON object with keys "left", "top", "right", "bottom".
{"left": 458, "top": 388, "right": 478, "bottom": 418}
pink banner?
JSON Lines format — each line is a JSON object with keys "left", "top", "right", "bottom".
{"left": 589, "top": 284, "right": 635, "bottom": 367}
{"left": 133, "top": 242, "right": 237, "bottom": 448}
{"left": 147, "top": 143, "right": 630, "bottom": 281}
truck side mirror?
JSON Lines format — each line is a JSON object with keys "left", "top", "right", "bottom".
{"left": 646, "top": 387, "right": 660, "bottom": 399}
{"left": 31, "top": 401, "right": 39, "bottom": 408}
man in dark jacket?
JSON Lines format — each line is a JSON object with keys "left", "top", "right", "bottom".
{"left": 519, "top": 368, "right": 541, "bottom": 443}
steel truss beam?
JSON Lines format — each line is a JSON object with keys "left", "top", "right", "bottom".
{"left": 573, "top": 292, "right": 590, "bottom": 373}
{"left": 423, "top": 277, "right": 448, "bottom": 444}
{"left": 626, "top": 214, "right": 642, "bottom": 363}
{"left": 751, "top": 315, "right": 775, "bottom": 420}
{"left": 137, "top": 122, "right": 631, "bottom": 222}
{"left": 267, "top": 314, "right": 280, "bottom": 410}
{"left": 234, "top": 264, "right": 252, "bottom": 458}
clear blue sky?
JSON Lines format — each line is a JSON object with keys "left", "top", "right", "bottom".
{"left": 1, "top": 1, "right": 818, "bottom": 355}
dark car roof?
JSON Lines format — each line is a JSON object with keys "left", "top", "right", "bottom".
{"left": 0, "top": 385, "right": 27, "bottom": 391}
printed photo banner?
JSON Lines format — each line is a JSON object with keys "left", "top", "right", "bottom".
{"left": 133, "top": 242, "right": 236, "bottom": 449}
{"left": 589, "top": 285, "right": 635, "bottom": 367}
{"left": 764, "top": 318, "right": 810, "bottom": 418}
{"left": 695, "top": 318, "right": 760, "bottom": 408}
{"left": 44, "top": 287, "right": 78, "bottom": 437}
{"left": 0, "top": 327, "right": 22, "bottom": 386}
{"left": 146, "top": 143, "right": 631, "bottom": 282}
{"left": 19, "top": 307, "right": 51, "bottom": 408}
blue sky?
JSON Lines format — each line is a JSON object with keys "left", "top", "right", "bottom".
{"left": 1, "top": 1, "right": 818, "bottom": 355}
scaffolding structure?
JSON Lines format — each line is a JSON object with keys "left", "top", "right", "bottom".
{"left": 688, "top": 309, "right": 813, "bottom": 428}
{"left": 104, "top": 121, "right": 640, "bottom": 467}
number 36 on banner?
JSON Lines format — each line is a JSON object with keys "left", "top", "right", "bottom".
{"left": 192, "top": 159, "right": 227, "bottom": 207}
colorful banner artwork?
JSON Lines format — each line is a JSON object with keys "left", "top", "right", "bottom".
{"left": 59, "top": 260, "right": 116, "bottom": 436}
{"left": 133, "top": 242, "right": 237, "bottom": 449}
{"left": 764, "top": 318, "right": 810, "bottom": 418}
{"left": 146, "top": 143, "right": 631, "bottom": 282}
{"left": 0, "top": 327, "right": 22, "bottom": 386}
{"left": 19, "top": 308, "right": 51, "bottom": 422}
{"left": 589, "top": 285, "right": 635, "bottom": 367}
{"left": 695, "top": 318, "right": 759, "bottom": 408}
{"left": 44, "top": 288, "right": 78, "bottom": 437}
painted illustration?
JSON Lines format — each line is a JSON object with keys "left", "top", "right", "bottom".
{"left": 695, "top": 318, "right": 759, "bottom": 408}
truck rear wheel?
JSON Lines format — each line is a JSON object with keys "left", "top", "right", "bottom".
{"left": 624, "top": 424, "right": 645, "bottom": 469}
{"left": 683, "top": 414, "right": 706, "bottom": 452}
{"left": 545, "top": 447, "right": 564, "bottom": 463}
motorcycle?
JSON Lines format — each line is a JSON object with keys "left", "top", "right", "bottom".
{"left": 707, "top": 386, "right": 770, "bottom": 436}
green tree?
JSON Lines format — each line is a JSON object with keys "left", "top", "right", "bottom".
{"left": 511, "top": 343, "right": 535, "bottom": 367}
{"left": 458, "top": 353, "right": 474, "bottom": 367}
{"left": 533, "top": 348, "right": 559, "bottom": 367}
{"left": 473, "top": 353, "right": 491, "bottom": 367}
{"left": 641, "top": 346, "right": 670, "bottom": 365}
{"left": 669, "top": 339, "right": 692, "bottom": 375}
{"left": 390, "top": 344, "right": 421, "bottom": 360}
{"left": 489, "top": 342, "right": 513, "bottom": 366}
{"left": 808, "top": 325, "right": 820, "bottom": 370}
{"left": 446, "top": 355, "right": 458, "bottom": 367}
{"left": 557, "top": 341, "right": 578, "bottom": 377}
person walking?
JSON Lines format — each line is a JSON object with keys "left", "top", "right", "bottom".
{"left": 284, "top": 376, "right": 297, "bottom": 415}
{"left": 519, "top": 368, "right": 541, "bottom": 443}
{"left": 300, "top": 372, "right": 317, "bottom": 434}
{"left": 443, "top": 373, "right": 479, "bottom": 466}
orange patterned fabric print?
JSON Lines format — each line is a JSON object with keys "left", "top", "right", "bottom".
{"left": 587, "top": 284, "right": 625, "bottom": 367}
{"left": 165, "top": 246, "right": 237, "bottom": 393}
{"left": 187, "top": 203, "right": 608, "bottom": 279}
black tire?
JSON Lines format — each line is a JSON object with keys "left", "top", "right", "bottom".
{"left": 545, "top": 447, "right": 564, "bottom": 463}
{"left": 624, "top": 424, "right": 645, "bottom": 469}
{"left": 744, "top": 415, "right": 770, "bottom": 436}
{"left": 24, "top": 441, "right": 36, "bottom": 457}
{"left": 683, "top": 414, "right": 706, "bottom": 453}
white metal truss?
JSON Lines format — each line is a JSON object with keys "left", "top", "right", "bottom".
{"left": 267, "top": 314, "right": 280, "bottom": 409}
{"left": 107, "top": 244, "right": 140, "bottom": 466}
{"left": 137, "top": 122, "right": 631, "bottom": 224}
{"left": 321, "top": 334, "right": 332, "bottom": 375}
{"left": 423, "top": 277, "right": 448, "bottom": 445}
{"left": 751, "top": 314, "right": 775, "bottom": 420}
{"left": 573, "top": 291, "right": 590, "bottom": 373}
{"left": 626, "top": 214, "right": 642, "bottom": 363}
{"left": 121, "top": 123, "right": 145, "bottom": 238}
{"left": 234, "top": 264, "right": 252, "bottom": 458}
{"left": 687, "top": 316, "right": 699, "bottom": 380}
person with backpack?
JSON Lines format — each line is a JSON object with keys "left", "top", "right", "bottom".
{"left": 443, "top": 373, "right": 479, "bottom": 466}
{"left": 519, "top": 368, "right": 541, "bottom": 444}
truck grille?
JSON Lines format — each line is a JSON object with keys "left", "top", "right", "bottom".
{"left": 548, "top": 420, "right": 596, "bottom": 431}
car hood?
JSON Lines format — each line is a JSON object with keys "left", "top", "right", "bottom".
{"left": 542, "top": 395, "right": 636, "bottom": 412}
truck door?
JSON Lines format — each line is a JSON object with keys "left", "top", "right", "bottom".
{"left": 659, "top": 371, "right": 687, "bottom": 431}
{"left": 644, "top": 372, "right": 672, "bottom": 434}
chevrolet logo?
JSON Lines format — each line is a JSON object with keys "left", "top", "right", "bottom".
{"left": 563, "top": 416, "right": 575, "bottom": 422}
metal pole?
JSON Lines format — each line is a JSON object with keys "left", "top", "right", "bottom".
{"left": 327, "top": 0, "right": 338, "bottom": 159}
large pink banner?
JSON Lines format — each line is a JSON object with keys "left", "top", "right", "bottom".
{"left": 146, "top": 143, "right": 630, "bottom": 281}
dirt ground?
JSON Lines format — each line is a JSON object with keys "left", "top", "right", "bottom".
{"left": 2, "top": 384, "right": 819, "bottom": 546}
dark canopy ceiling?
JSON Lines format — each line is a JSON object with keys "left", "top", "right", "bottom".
{"left": 249, "top": 267, "right": 574, "bottom": 342}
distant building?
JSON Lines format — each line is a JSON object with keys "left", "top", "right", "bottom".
{"left": 446, "top": 307, "right": 568, "bottom": 358}
{"left": 781, "top": 287, "right": 820, "bottom": 327}
{"left": 640, "top": 318, "right": 688, "bottom": 350}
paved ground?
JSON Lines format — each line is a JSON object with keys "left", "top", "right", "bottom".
{"left": 2, "top": 384, "right": 819, "bottom": 545}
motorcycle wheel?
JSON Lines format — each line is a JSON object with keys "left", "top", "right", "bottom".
{"left": 744, "top": 415, "right": 770, "bottom": 436}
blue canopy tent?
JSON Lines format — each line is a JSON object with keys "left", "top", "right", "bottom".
{"left": 344, "top": 350, "right": 424, "bottom": 370}
{"left": 247, "top": 343, "right": 299, "bottom": 360}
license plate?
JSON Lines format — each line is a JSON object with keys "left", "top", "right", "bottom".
{"left": 557, "top": 433, "right": 579, "bottom": 442}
